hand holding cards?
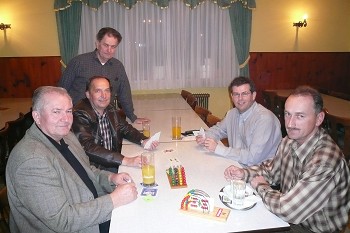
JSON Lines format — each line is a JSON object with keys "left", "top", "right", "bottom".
{"left": 143, "top": 131, "right": 161, "bottom": 150}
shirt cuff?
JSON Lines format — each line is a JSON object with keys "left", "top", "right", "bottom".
{"left": 214, "top": 144, "right": 226, "bottom": 156}
{"left": 130, "top": 114, "right": 138, "bottom": 123}
{"left": 256, "top": 183, "right": 271, "bottom": 196}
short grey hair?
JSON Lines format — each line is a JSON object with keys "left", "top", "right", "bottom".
{"left": 289, "top": 85, "right": 323, "bottom": 114}
{"left": 32, "top": 86, "right": 72, "bottom": 111}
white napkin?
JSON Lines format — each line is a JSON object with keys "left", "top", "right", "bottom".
{"left": 144, "top": 131, "right": 161, "bottom": 149}
{"left": 193, "top": 127, "right": 206, "bottom": 139}
{"left": 181, "top": 135, "right": 196, "bottom": 141}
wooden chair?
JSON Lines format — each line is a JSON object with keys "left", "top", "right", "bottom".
{"left": 180, "top": 90, "right": 197, "bottom": 110}
{"left": 206, "top": 114, "right": 221, "bottom": 127}
{"left": 185, "top": 94, "right": 197, "bottom": 110}
{"left": 205, "top": 114, "right": 229, "bottom": 146}
{"left": 0, "top": 112, "right": 32, "bottom": 185}
{"left": 0, "top": 186, "right": 10, "bottom": 232}
{"left": 0, "top": 125, "right": 10, "bottom": 185}
{"left": 180, "top": 90, "right": 192, "bottom": 100}
{"left": 194, "top": 106, "right": 211, "bottom": 123}
{"left": 7, "top": 113, "right": 26, "bottom": 152}
{"left": 324, "top": 110, "right": 350, "bottom": 163}
{"left": 274, "top": 95, "right": 287, "bottom": 137}
{"left": 22, "top": 110, "right": 34, "bottom": 130}
{"left": 262, "top": 90, "right": 277, "bottom": 112}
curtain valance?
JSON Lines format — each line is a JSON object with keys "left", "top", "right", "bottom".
{"left": 54, "top": 0, "right": 255, "bottom": 10}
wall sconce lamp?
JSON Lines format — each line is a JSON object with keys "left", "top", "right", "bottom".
{"left": 0, "top": 23, "right": 11, "bottom": 30}
{"left": 293, "top": 14, "right": 308, "bottom": 28}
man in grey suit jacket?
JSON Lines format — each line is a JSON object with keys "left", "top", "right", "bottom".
{"left": 5, "top": 86, "right": 138, "bottom": 233}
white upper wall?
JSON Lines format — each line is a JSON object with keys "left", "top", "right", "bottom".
{"left": 0, "top": 0, "right": 59, "bottom": 57}
{"left": 251, "top": 0, "right": 350, "bottom": 52}
{"left": 1, "top": 0, "right": 349, "bottom": 57}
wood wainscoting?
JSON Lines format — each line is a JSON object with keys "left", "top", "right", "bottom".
{"left": 249, "top": 52, "right": 350, "bottom": 104}
{"left": 0, "top": 53, "right": 349, "bottom": 100}
{"left": 0, "top": 56, "right": 61, "bottom": 98}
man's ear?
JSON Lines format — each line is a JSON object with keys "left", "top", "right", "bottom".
{"left": 252, "top": 91, "right": 257, "bottom": 101}
{"left": 86, "top": 91, "right": 90, "bottom": 99}
{"left": 32, "top": 111, "right": 40, "bottom": 125}
{"left": 316, "top": 111, "right": 325, "bottom": 127}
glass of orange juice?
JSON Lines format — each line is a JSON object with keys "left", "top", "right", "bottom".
{"left": 141, "top": 151, "right": 155, "bottom": 186}
{"left": 142, "top": 120, "right": 151, "bottom": 138}
{"left": 172, "top": 116, "right": 181, "bottom": 140}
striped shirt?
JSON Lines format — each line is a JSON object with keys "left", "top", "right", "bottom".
{"left": 95, "top": 110, "right": 112, "bottom": 151}
{"left": 245, "top": 128, "right": 350, "bottom": 232}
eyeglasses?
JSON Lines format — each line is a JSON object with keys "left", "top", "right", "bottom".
{"left": 232, "top": 91, "right": 251, "bottom": 98}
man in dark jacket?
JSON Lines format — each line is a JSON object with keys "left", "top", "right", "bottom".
{"left": 72, "top": 76, "right": 158, "bottom": 172}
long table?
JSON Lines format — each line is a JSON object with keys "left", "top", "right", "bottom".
{"left": 125, "top": 93, "right": 207, "bottom": 144}
{"left": 271, "top": 89, "right": 350, "bottom": 118}
{"left": 132, "top": 93, "right": 192, "bottom": 111}
{"left": 110, "top": 93, "right": 290, "bottom": 233}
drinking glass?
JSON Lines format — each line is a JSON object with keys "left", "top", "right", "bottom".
{"left": 231, "top": 178, "right": 246, "bottom": 206}
{"left": 142, "top": 120, "right": 151, "bottom": 138}
{"left": 141, "top": 151, "right": 155, "bottom": 186}
{"left": 172, "top": 116, "right": 181, "bottom": 140}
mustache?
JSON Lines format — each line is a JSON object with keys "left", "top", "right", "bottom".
{"left": 286, "top": 127, "right": 299, "bottom": 131}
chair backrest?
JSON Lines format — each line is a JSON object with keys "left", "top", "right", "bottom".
{"left": 7, "top": 113, "right": 26, "bottom": 152}
{"left": 194, "top": 106, "right": 212, "bottom": 123}
{"left": 180, "top": 90, "right": 192, "bottom": 100}
{"left": 204, "top": 114, "right": 229, "bottom": 146}
{"left": 324, "top": 110, "right": 350, "bottom": 162}
{"left": 0, "top": 111, "right": 32, "bottom": 185}
{"left": 0, "top": 186, "right": 10, "bottom": 232}
{"left": 22, "top": 110, "right": 34, "bottom": 130}
{"left": 206, "top": 114, "right": 221, "bottom": 128}
{"left": 274, "top": 95, "right": 287, "bottom": 137}
{"left": 0, "top": 124, "right": 10, "bottom": 185}
{"left": 186, "top": 94, "right": 197, "bottom": 110}
{"left": 262, "top": 90, "right": 277, "bottom": 112}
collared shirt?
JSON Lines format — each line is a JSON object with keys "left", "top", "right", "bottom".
{"left": 206, "top": 102, "right": 282, "bottom": 166}
{"left": 58, "top": 50, "right": 137, "bottom": 122}
{"left": 245, "top": 128, "right": 350, "bottom": 232}
{"left": 94, "top": 108, "right": 113, "bottom": 151}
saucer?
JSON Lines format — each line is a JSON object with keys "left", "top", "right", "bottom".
{"left": 219, "top": 185, "right": 259, "bottom": 210}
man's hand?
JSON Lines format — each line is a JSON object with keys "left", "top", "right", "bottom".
{"left": 122, "top": 156, "right": 141, "bottom": 167}
{"left": 110, "top": 182, "right": 138, "bottom": 208}
{"left": 142, "top": 139, "right": 159, "bottom": 150}
{"left": 203, "top": 138, "right": 218, "bottom": 152}
{"left": 109, "top": 172, "right": 134, "bottom": 185}
{"left": 224, "top": 165, "right": 244, "bottom": 181}
{"left": 134, "top": 117, "right": 150, "bottom": 124}
{"left": 250, "top": 175, "right": 269, "bottom": 189}
{"left": 195, "top": 135, "right": 205, "bottom": 145}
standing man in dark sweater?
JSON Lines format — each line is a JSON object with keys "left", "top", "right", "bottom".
{"left": 59, "top": 27, "right": 147, "bottom": 123}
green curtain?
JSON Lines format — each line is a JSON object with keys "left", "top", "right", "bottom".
{"left": 55, "top": 1, "right": 82, "bottom": 68}
{"left": 54, "top": 0, "right": 255, "bottom": 73}
{"left": 229, "top": 1, "right": 255, "bottom": 77}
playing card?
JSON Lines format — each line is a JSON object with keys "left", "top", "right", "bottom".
{"left": 144, "top": 131, "right": 161, "bottom": 149}
{"left": 141, "top": 188, "right": 158, "bottom": 196}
